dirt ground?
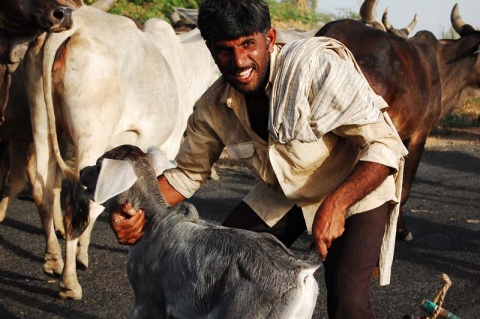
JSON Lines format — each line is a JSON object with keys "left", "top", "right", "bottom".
{"left": 0, "top": 127, "right": 479, "bottom": 319}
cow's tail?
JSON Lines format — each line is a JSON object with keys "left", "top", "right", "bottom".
{"left": 42, "top": 27, "right": 77, "bottom": 181}
{"left": 65, "top": 178, "right": 90, "bottom": 239}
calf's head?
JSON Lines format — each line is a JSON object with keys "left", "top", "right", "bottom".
{"left": 68, "top": 144, "right": 176, "bottom": 238}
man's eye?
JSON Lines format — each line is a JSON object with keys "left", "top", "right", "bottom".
{"left": 216, "top": 47, "right": 230, "bottom": 55}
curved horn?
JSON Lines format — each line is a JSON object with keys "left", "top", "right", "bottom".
{"left": 360, "top": 0, "right": 385, "bottom": 31}
{"left": 451, "top": 3, "right": 465, "bottom": 35}
{"left": 400, "top": 14, "right": 418, "bottom": 36}
{"left": 90, "top": 0, "right": 118, "bottom": 12}
{"left": 382, "top": 7, "right": 392, "bottom": 32}
{"left": 360, "top": 0, "right": 376, "bottom": 21}
{"left": 450, "top": 3, "right": 476, "bottom": 36}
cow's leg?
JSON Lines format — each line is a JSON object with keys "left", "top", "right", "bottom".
{"left": 31, "top": 160, "right": 64, "bottom": 278}
{"left": 0, "top": 140, "right": 11, "bottom": 221}
{"left": 76, "top": 202, "right": 104, "bottom": 269}
{"left": 397, "top": 138, "right": 426, "bottom": 241}
{"left": 60, "top": 236, "right": 82, "bottom": 300}
{"left": 25, "top": 142, "right": 66, "bottom": 238}
{"left": 29, "top": 130, "right": 65, "bottom": 278}
{"left": 0, "top": 140, "right": 31, "bottom": 221}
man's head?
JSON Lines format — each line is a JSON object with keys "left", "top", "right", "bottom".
{"left": 198, "top": 0, "right": 276, "bottom": 95}
{"left": 198, "top": 0, "right": 271, "bottom": 43}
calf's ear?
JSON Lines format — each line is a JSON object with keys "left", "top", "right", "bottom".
{"left": 94, "top": 159, "right": 137, "bottom": 204}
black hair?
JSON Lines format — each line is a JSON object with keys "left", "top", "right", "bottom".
{"left": 197, "top": 0, "right": 271, "bottom": 43}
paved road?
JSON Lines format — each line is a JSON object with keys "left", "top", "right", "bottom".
{"left": 0, "top": 131, "right": 479, "bottom": 318}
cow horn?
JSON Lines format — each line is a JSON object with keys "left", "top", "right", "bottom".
{"left": 401, "top": 14, "right": 418, "bottom": 36}
{"left": 90, "top": 0, "right": 118, "bottom": 12}
{"left": 360, "top": 0, "right": 385, "bottom": 31}
{"left": 382, "top": 7, "right": 393, "bottom": 31}
{"left": 450, "top": 3, "right": 476, "bottom": 36}
{"left": 451, "top": 3, "right": 465, "bottom": 34}
{"left": 360, "top": 0, "right": 376, "bottom": 21}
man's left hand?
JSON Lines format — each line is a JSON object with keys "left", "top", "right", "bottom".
{"left": 312, "top": 198, "right": 345, "bottom": 261}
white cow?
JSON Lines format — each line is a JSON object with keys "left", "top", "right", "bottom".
{"left": 24, "top": 5, "right": 220, "bottom": 300}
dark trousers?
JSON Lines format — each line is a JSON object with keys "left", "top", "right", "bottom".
{"left": 222, "top": 200, "right": 389, "bottom": 319}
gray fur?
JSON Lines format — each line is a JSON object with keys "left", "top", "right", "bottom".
{"left": 79, "top": 145, "right": 320, "bottom": 319}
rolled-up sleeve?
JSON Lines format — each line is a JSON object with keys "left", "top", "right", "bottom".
{"left": 164, "top": 104, "right": 225, "bottom": 198}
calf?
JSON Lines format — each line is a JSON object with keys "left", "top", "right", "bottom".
{"left": 74, "top": 145, "right": 320, "bottom": 319}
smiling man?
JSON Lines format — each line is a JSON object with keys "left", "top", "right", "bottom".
{"left": 110, "top": 0, "right": 408, "bottom": 318}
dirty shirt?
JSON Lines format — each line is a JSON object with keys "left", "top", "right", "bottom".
{"left": 164, "top": 37, "right": 408, "bottom": 285}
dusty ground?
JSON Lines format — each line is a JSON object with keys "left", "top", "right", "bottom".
{"left": 0, "top": 127, "right": 479, "bottom": 319}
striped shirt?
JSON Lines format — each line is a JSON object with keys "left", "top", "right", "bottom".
{"left": 270, "top": 37, "right": 387, "bottom": 143}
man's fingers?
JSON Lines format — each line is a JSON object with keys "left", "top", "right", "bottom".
{"left": 111, "top": 210, "right": 144, "bottom": 230}
{"left": 316, "top": 239, "right": 330, "bottom": 262}
{"left": 125, "top": 207, "right": 138, "bottom": 217}
{"left": 126, "top": 232, "right": 144, "bottom": 245}
{"left": 113, "top": 210, "right": 145, "bottom": 245}
{"left": 120, "top": 229, "right": 144, "bottom": 245}
{"left": 131, "top": 209, "right": 146, "bottom": 226}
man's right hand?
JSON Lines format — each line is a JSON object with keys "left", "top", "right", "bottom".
{"left": 109, "top": 203, "right": 146, "bottom": 245}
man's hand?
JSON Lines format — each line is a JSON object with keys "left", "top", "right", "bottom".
{"left": 312, "top": 161, "right": 392, "bottom": 261}
{"left": 312, "top": 198, "right": 345, "bottom": 261}
{"left": 109, "top": 203, "right": 146, "bottom": 245}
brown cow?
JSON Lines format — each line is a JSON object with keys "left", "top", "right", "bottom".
{"left": 317, "top": 3, "right": 480, "bottom": 240}
{"left": 0, "top": 0, "right": 80, "bottom": 122}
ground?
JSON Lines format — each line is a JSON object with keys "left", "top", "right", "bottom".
{"left": 0, "top": 127, "right": 479, "bottom": 319}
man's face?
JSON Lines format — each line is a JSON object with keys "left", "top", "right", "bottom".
{"left": 208, "top": 28, "right": 276, "bottom": 94}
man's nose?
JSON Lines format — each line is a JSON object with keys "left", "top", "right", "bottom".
{"left": 233, "top": 47, "right": 247, "bottom": 68}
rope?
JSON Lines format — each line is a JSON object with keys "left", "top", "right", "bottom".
{"left": 427, "top": 273, "right": 452, "bottom": 319}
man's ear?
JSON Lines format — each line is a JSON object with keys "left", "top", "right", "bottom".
{"left": 266, "top": 27, "right": 276, "bottom": 52}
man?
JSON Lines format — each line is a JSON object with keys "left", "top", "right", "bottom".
{"left": 111, "top": 0, "right": 408, "bottom": 318}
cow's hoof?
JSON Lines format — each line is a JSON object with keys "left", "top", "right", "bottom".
{"left": 0, "top": 199, "right": 9, "bottom": 222}
{"left": 59, "top": 275, "right": 82, "bottom": 300}
{"left": 43, "top": 256, "right": 64, "bottom": 277}
{"left": 396, "top": 228, "right": 413, "bottom": 241}
{"left": 59, "top": 284, "right": 82, "bottom": 300}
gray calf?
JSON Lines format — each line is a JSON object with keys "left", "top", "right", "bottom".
{"left": 73, "top": 144, "right": 320, "bottom": 319}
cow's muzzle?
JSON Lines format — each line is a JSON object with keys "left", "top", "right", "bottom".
{"left": 49, "top": 6, "right": 74, "bottom": 32}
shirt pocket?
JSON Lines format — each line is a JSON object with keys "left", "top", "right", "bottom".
{"left": 284, "top": 134, "right": 338, "bottom": 170}
{"left": 226, "top": 142, "right": 255, "bottom": 159}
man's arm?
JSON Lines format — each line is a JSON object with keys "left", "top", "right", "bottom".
{"left": 312, "top": 161, "right": 392, "bottom": 261}
{"left": 109, "top": 175, "right": 186, "bottom": 245}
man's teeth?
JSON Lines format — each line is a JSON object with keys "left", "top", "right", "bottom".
{"left": 236, "top": 69, "right": 252, "bottom": 78}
